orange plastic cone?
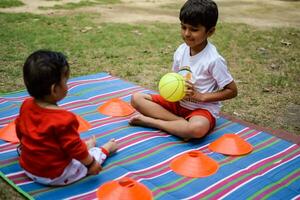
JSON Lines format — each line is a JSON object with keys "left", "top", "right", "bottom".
{"left": 96, "top": 177, "right": 153, "bottom": 200}
{"left": 98, "top": 98, "right": 135, "bottom": 117}
{"left": 75, "top": 115, "right": 91, "bottom": 133}
{"left": 170, "top": 151, "right": 219, "bottom": 178}
{"left": 0, "top": 121, "right": 19, "bottom": 143}
{"left": 208, "top": 134, "right": 253, "bottom": 155}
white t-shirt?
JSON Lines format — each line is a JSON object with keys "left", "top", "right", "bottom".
{"left": 172, "top": 42, "right": 234, "bottom": 118}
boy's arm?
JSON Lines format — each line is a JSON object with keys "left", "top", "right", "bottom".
{"left": 79, "top": 154, "right": 102, "bottom": 175}
{"left": 15, "top": 117, "right": 22, "bottom": 141}
{"left": 186, "top": 80, "right": 238, "bottom": 102}
{"left": 56, "top": 115, "right": 102, "bottom": 175}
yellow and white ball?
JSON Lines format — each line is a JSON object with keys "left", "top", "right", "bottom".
{"left": 158, "top": 73, "right": 185, "bottom": 102}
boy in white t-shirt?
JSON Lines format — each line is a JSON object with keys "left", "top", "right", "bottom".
{"left": 129, "top": 0, "right": 237, "bottom": 140}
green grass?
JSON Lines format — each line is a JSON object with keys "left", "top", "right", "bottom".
{"left": 0, "top": 12, "right": 179, "bottom": 92}
{"left": 0, "top": 12, "right": 299, "bottom": 135}
{"left": 0, "top": 0, "right": 24, "bottom": 8}
{"left": 39, "top": 0, "right": 121, "bottom": 10}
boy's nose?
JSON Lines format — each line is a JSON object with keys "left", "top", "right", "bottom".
{"left": 183, "top": 29, "right": 191, "bottom": 37}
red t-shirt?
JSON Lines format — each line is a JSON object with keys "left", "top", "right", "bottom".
{"left": 15, "top": 98, "right": 89, "bottom": 179}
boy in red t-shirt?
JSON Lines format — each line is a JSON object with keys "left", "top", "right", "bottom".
{"left": 16, "top": 50, "right": 117, "bottom": 185}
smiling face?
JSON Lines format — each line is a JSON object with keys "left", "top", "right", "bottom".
{"left": 180, "top": 22, "right": 215, "bottom": 56}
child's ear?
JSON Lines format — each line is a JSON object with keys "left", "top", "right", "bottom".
{"left": 207, "top": 27, "right": 216, "bottom": 37}
{"left": 50, "top": 84, "right": 59, "bottom": 99}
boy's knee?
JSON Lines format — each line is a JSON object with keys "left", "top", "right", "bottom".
{"left": 130, "top": 93, "right": 137, "bottom": 105}
{"left": 130, "top": 93, "right": 146, "bottom": 108}
{"left": 188, "top": 122, "right": 210, "bottom": 139}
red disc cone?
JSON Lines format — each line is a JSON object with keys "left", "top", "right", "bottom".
{"left": 170, "top": 151, "right": 219, "bottom": 178}
{"left": 98, "top": 98, "right": 135, "bottom": 117}
{"left": 75, "top": 115, "right": 91, "bottom": 133}
{"left": 208, "top": 134, "right": 253, "bottom": 155}
{"left": 0, "top": 121, "right": 19, "bottom": 143}
{"left": 97, "top": 177, "right": 153, "bottom": 200}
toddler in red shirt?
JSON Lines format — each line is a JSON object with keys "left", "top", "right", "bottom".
{"left": 16, "top": 50, "right": 118, "bottom": 185}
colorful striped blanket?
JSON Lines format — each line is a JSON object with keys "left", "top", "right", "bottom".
{"left": 0, "top": 73, "right": 299, "bottom": 200}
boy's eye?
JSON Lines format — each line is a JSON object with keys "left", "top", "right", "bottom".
{"left": 180, "top": 24, "right": 198, "bottom": 32}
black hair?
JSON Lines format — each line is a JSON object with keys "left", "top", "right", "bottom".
{"left": 23, "top": 50, "right": 69, "bottom": 99}
{"left": 179, "top": 0, "right": 218, "bottom": 31}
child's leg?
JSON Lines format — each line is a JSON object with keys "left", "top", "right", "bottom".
{"left": 130, "top": 92, "right": 182, "bottom": 121}
{"left": 89, "top": 138, "right": 118, "bottom": 164}
{"left": 130, "top": 93, "right": 211, "bottom": 139}
{"left": 102, "top": 139, "right": 118, "bottom": 154}
{"left": 130, "top": 114, "right": 210, "bottom": 139}
{"left": 85, "top": 135, "right": 96, "bottom": 149}
{"left": 25, "top": 139, "right": 118, "bottom": 186}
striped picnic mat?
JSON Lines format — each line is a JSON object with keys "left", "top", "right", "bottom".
{"left": 0, "top": 72, "right": 299, "bottom": 200}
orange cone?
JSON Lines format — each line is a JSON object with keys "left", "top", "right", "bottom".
{"left": 170, "top": 151, "right": 219, "bottom": 178}
{"left": 75, "top": 114, "right": 91, "bottom": 133}
{"left": 0, "top": 121, "right": 19, "bottom": 143}
{"left": 96, "top": 177, "right": 153, "bottom": 200}
{"left": 208, "top": 134, "right": 253, "bottom": 155}
{"left": 98, "top": 98, "right": 135, "bottom": 117}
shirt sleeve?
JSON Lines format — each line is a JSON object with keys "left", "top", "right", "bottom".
{"left": 172, "top": 52, "right": 180, "bottom": 72}
{"left": 210, "top": 57, "right": 234, "bottom": 89}
{"left": 55, "top": 114, "right": 89, "bottom": 161}
{"left": 172, "top": 44, "right": 185, "bottom": 72}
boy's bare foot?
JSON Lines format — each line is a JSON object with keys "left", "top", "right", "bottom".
{"left": 128, "top": 114, "right": 152, "bottom": 127}
{"left": 102, "top": 138, "right": 118, "bottom": 154}
{"left": 86, "top": 135, "right": 96, "bottom": 149}
{"left": 129, "top": 114, "right": 190, "bottom": 141}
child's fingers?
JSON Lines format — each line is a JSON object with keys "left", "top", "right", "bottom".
{"left": 88, "top": 162, "right": 102, "bottom": 175}
{"left": 185, "top": 88, "right": 195, "bottom": 97}
{"left": 185, "top": 81, "right": 195, "bottom": 95}
{"left": 185, "top": 80, "right": 193, "bottom": 88}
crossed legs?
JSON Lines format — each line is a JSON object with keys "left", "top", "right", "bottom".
{"left": 129, "top": 93, "right": 211, "bottom": 140}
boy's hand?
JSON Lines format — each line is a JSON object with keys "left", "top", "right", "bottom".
{"left": 184, "top": 80, "right": 205, "bottom": 102}
{"left": 87, "top": 160, "right": 102, "bottom": 175}
{"left": 185, "top": 80, "right": 195, "bottom": 97}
